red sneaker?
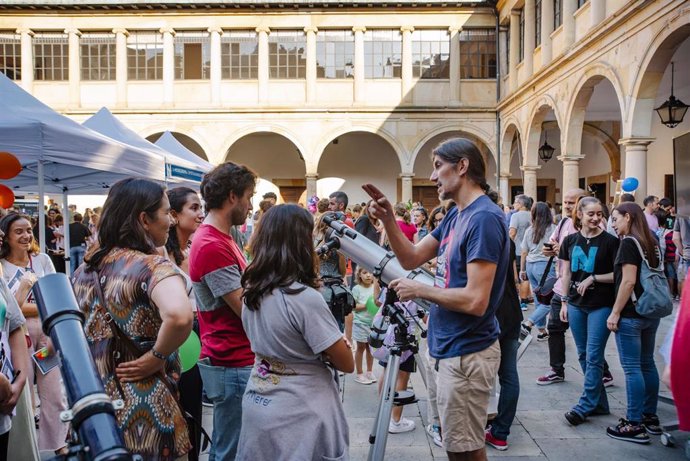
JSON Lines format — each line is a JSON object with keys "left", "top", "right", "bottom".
{"left": 485, "top": 429, "right": 508, "bottom": 451}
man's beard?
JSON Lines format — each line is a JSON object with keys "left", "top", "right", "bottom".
{"left": 230, "top": 206, "right": 246, "bottom": 226}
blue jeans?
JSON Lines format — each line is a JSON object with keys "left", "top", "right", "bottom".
{"left": 526, "top": 260, "right": 555, "bottom": 328}
{"left": 615, "top": 317, "right": 660, "bottom": 422}
{"left": 567, "top": 304, "right": 611, "bottom": 417}
{"left": 491, "top": 337, "right": 520, "bottom": 441}
{"left": 69, "top": 245, "right": 86, "bottom": 275}
{"left": 197, "top": 359, "right": 252, "bottom": 461}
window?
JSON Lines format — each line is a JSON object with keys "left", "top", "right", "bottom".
{"left": 577, "top": 0, "right": 588, "bottom": 7}
{"left": 127, "top": 31, "right": 163, "bottom": 80}
{"left": 535, "top": 0, "right": 542, "bottom": 46}
{"left": 316, "top": 30, "right": 354, "bottom": 79}
{"left": 80, "top": 32, "right": 116, "bottom": 81}
{"left": 174, "top": 31, "right": 210, "bottom": 80}
{"left": 268, "top": 31, "right": 306, "bottom": 79}
{"left": 0, "top": 31, "right": 21, "bottom": 80}
{"left": 554, "top": 0, "right": 563, "bottom": 29}
{"left": 33, "top": 32, "right": 68, "bottom": 81}
{"left": 364, "top": 30, "right": 402, "bottom": 78}
{"left": 519, "top": 10, "right": 525, "bottom": 62}
{"left": 459, "top": 29, "right": 496, "bottom": 79}
{"left": 221, "top": 31, "right": 258, "bottom": 79}
{"left": 411, "top": 30, "right": 449, "bottom": 79}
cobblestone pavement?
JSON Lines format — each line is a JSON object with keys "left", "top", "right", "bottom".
{"left": 200, "top": 302, "right": 690, "bottom": 461}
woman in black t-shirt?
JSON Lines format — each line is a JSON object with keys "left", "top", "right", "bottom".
{"left": 605, "top": 202, "right": 663, "bottom": 444}
{"left": 558, "top": 197, "right": 619, "bottom": 426}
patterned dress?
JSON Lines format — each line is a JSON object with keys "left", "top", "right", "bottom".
{"left": 72, "top": 248, "right": 191, "bottom": 461}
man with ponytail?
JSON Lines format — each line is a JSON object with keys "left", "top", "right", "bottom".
{"left": 364, "top": 137, "right": 509, "bottom": 461}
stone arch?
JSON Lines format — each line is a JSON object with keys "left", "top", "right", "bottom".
{"left": 524, "top": 94, "right": 563, "bottom": 167}
{"left": 500, "top": 119, "right": 522, "bottom": 176}
{"left": 563, "top": 63, "right": 626, "bottom": 157}
{"left": 221, "top": 125, "right": 309, "bottom": 172}
{"left": 139, "top": 126, "right": 212, "bottom": 161}
{"left": 314, "top": 124, "right": 406, "bottom": 173}
{"left": 627, "top": 16, "right": 690, "bottom": 137}
{"left": 409, "top": 123, "right": 496, "bottom": 173}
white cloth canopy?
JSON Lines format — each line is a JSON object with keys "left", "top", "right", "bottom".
{"left": 154, "top": 131, "right": 213, "bottom": 172}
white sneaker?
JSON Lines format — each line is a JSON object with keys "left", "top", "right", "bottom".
{"left": 426, "top": 424, "right": 443, "bottom": 447}
{"left": 366, "top": 372, "right": 378, "bottom": 383}
{"left": 354, "top": 374, "right": 373, "bottom": 385}
{"left": 389, "top": 417, "right": 416, "bottom": 433}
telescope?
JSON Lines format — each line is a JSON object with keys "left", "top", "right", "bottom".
{"left": 321, "top": 214, "right": 435, "bottom": 310}
{"left": 33, "top": 273, "right": 136, "bottom": 461}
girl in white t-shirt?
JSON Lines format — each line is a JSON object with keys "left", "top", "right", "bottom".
{"left": 0, "top": 213, "right": 68, "bottom": 454}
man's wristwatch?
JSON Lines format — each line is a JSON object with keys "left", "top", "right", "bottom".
{"left": 151, "top": 347, "right": 168, "bottom": 361}
{"left": 592, "top": 274, "right": 597, "bottom": 283}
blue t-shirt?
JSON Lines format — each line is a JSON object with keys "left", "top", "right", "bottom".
{"left": 428, "top": 195, "right": 509, "bottom": 359}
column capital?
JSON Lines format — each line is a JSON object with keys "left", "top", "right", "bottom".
{"left": 112, "top": 28, "right": 129, "bottom": 36}
{"left": 520, "top": 165, "right": 542, "bottom": 172}
{"left": 305, "top": 173, "right": 319, "bottom": 179}
{"left": 207, "top": 26, "right": 223, "bottom": 34}
{"left": 510, "top": 9, "right": 521, "bottom": 17}
{"left": 618, "top": 137, "right": 655, "bottom": 147}
{"left": 499, "top": 173, "right": 512, "bottom": 179}
{"left": 64, "top": 28, "right": 81, "bottom": 36}
{"left": 304, "top": 26, "right": 318, "bottom": 34}
{"left": 557, "top": 154, "right": 585, "bottom": 163}
{"left": 159, "top": 27, "right": 176, "bottom": 36}
{"left": 16, "top": 28, "right": 34, "bottom": 36}
{"left": 399, "top": 172, "right": 415, "bottom": 179}
{"left": 448, "top": 26, "right": 462, "bottom": 34}
{"left": 255, "top": 26, "right": 271, "bottom": 34}
{"left": 352, "top": 26, "right": 366, "bottom": 33}
{"left": 400, "top": 26, "right": 415, "bottom": 33}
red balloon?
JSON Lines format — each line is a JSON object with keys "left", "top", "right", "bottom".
{"left": 0, "top": 184, "right": 14, "bottom": 208}
{"left": 0, "top": 152, "right": 22, "bottom": 180}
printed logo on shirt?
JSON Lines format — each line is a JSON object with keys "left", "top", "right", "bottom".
{"left": 435, "top": 234, "right": 453, "bottom": 289}
{"left": 571, "top": 246, "right": 598, "bottom": 273}
{"left": 251, "top": 355, "right": 297, "bottom": 391}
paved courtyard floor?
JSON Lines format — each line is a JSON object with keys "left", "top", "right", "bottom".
{"left": 201, "top": 302, "right": 689, "bottom": 461}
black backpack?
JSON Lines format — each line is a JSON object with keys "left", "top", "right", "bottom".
{"left": 320, "top": 277, "right": 355, "bottom": 324}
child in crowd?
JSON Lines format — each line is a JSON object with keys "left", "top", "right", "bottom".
{"left": 352, "top": 268, "right": 379, "bottom": 384}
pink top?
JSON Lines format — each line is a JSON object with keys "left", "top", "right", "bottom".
{"left": 644, "top": 211, "right": 659, "bottom": 233}
{"left": 397, "top": 221, "right": 417, "bottom": 242}
{"left": 672, "top": 280, "right": 690, "bottom": 430}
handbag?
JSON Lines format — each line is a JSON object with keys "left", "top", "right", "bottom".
{"left": 625, "top": 237, "right": 674, "bottom": 319}
{"left": 533, "top": 256, "right": 556, "bottom": 305}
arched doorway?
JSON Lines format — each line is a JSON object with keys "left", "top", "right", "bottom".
{"left": 146, "top": 131, "right": 208, "bottom": 160}
{"left": 225, "top": 132, "right": 307, "bottom": 204}
{"left": 523, "top": 103, "right": 561, "bottom": 205}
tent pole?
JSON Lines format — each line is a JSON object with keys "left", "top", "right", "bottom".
{"left": 38, "top": 160, "right": 46, "bottom": 254}
{"left": 62, "top": 191, "right": 71, "bottom": 276}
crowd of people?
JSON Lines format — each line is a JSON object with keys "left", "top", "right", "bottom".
{"left": 0, "top": 136, "right": 688, "bottom": 461}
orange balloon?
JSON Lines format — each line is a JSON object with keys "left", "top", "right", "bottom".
{"left": 0, "top": 184, "right": 14, "bottom": 208}
{"left": 0, "top": 152, "right": 21, "bottom": 180}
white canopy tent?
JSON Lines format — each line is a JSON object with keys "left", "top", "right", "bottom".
{"left": 154, "top": 131, "right": 213, "bottom": 173}
{"left": 83, "top": 108, "right": 211, "bottom": 187}
{"left": 0, "top": 73, "right": 166, "bottom": 273}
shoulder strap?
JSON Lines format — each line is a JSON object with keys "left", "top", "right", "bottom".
{"left": 625, "top": 236, "right": 662, "bottom": 270}
{"left": 554, "top": 217, "right": 568, "bottom": 242}
{"left": 538, "top": 256, "right": 555, "bottom": 287}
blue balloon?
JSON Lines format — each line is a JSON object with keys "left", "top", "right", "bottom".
{"left": 621, "top": 177, "right": 639, "bottom": 192}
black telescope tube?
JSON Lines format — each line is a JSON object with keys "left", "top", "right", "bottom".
{"left": 33, "top": 273, "right": 133, "bottom": 461}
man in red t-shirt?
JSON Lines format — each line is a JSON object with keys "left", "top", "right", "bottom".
{"left": 189, "top": 162, "right": 257, "bottom": 461}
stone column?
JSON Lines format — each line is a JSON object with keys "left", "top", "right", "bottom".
{"left": 563, "top": 0, "right": 576, "bottom": 48}
{"left": 160, "top": 27, "right": 175, "bottom": 105}
{"left": 17, "top": 28, "right": 34, "bottom": 91}
{"left": 591, "top": 0, "right": 606, "bottom": 27}
{"left": 523, "top": 0, "right": 535, "bottom": 77}
{"left": 558, "top": 154, "right": 584, "bottom": 195}
{"left": 209, "top": 27, "right": 222, "bottom": 106}
{"left": 305, "top": 26, "right": 317, "bottom": 104}
{"left": 400, "top": 173, "right": 414, "bottom": 203}
{"left": 448, "top": 27, "right": 461, "bottom": 106}
{"left": 401, "top": 26, "right": 414, "bottom": 104}
{"left": 540, "top": 0, "right": 554, "bottom": 66}
{"left": 306, "top": 173, "right": 318, "bottom": 201}
{"left": 619, "top": 138, "right": 654, "bottom": 202}
{"left": 65, "top": 28, "right": 81, "bottom": 106}
{"left": 509, "top": 11, "right": 520, "bottom": 92}
{"left": 257, "top": 26, "right": 270, "bottom": 103}
{"left": 353, "top": 26, "right": 366, "bottom": 104}
{"left": 521, "top": 165, "right": 541, "bottom": 200}
{"left": 499, "top": 174, "right": 511, "bottom": 205}
{"left": 113, "top": 28, "right": 128, "bottom": 107}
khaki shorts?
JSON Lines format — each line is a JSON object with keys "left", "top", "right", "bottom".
{"left": 436, "top": 340, "right": 501, "bottom": 453}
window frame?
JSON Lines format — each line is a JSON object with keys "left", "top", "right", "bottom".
{"left": 126, "top": 30, "right": 164, "bottom": 81}
{"left": 535, "top": 0, "right": 542, "bottom": 47}
{"left": 80, "top": 31, "right": 116, "bottom": 81}
{"left": 0, "top": 31, "right": 21, "bottom": 80}
{"left": 363, "top": 29, "right": 402, "bottom": 79}
{"left": 268, "top": 30, "right": 307, "bottom": 80}
{"left": 316, "top": 29, "right": 355, "bottom": 79}
{"left": 458, "top": 28, "right": 497, "bottom": 80}
{"left": 554, "top": 0, "right": 563, "bottom": 29}
{"left": 220, "top": 31, "right": 258, "bottom": 80}
{"left": 33, "top": 32, "right": 69, "bottom": 81}
{"left": 173, "top": 30, "right": 211, "bottom": 80}
{"left": 411, "top": 29, "right": 450, "bottom": 80}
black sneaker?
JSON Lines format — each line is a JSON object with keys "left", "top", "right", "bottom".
{"left": 641, "top": 414, "right": 663, "bottom": 435}
{"left": 537, "top": 331, "right": 550, "bottom": 342}
{"left": 564, "top": 411, "right": 586, "bottom": 426}
{"left": 520, "top": 322, "right": 532, "bottom": 340}
{"left": 606, "top": 419, "right": 650, "bottom": 444}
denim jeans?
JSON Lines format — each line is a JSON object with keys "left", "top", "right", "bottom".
{"left": 567, "top": 304, "right": 612, "bottom": 417}
{"left": 70, "top": 245, "right": 86, "bottom": 275}
{"left": 197, "top": 359, "right": 252, "bottom": 461}
{"left": 491, "top": 337, "right": 520, "bottom": 441}
{"left": 526, "top": 260, "right": 555, "bottom": 328}
{"left": 615, "top": 316, "right": 660, "bottom": 422}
